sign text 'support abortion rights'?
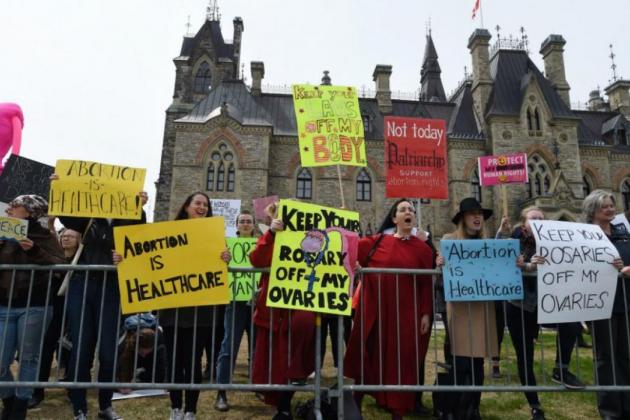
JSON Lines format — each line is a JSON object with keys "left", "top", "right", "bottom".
{"left": 384, "top": 116, "right": 448, "bottom": 199}
{"left": 530, "top": 220, "right": 620, "bottom": 323}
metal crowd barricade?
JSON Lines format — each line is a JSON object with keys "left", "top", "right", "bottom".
{"left": 0, "top": 264, "right": 629, "bottom": 420}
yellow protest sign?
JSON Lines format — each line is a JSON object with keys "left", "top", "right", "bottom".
{"left": 0, "top": 216, "right": 28, "bottom": 241}
{"left": 279, "top": 199, "right": 361, "bottom": 234}
{"left": 113, "top": 217, "right": 229, "bottom": 314}
{"left": 267, "top": 229, "right": 358, "bottom": 315}
{"left": 49, "top": 160, "right": 146, "bottom": 220}
{"left": 292, "top": 84, "right": 366, "bottom": 167}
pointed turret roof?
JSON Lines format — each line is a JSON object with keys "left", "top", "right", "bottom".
{"left": 420, "top": 34, "right": 446, "bottom": 102}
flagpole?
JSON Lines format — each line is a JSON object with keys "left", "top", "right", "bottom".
{"left": 479, "top": 0, "right": 484, "bottom": 28}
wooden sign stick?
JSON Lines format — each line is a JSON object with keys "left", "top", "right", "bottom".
{"left": 336, "top": 165, "right": 346, "bottom": 209}
{"left": 501, "top": 184, "right": 509, "bottom": 218}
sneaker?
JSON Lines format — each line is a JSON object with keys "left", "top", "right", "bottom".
{"left": 214, "top": 393, "right": 229, "bottom": 412}
{"left": 73, "top": 411, "right": 87, "bottom": 420}
{"left": 183, "top": 413, "right": 196, "bottom": 420}
{"left": 97, "top": 407, "right": 122, "bottom": 420}
{"left": 552, "top": 368, "right": 585, "bottom": 389}
{"left": 169, "top": 408, "right": 183, "bottom": 420}
{"left": 531, "top": 407, "right": 546, "bottom": 420}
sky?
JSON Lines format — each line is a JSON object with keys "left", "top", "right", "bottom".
{"left": 1, "top": 0, "right": 629, "bottom": 218}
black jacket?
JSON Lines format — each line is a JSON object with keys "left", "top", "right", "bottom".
{"left": 611, "top": 223, "right": 630, "bottom": 314}
{"left": 0, "top": 221, "right": 65, "bottom": 307}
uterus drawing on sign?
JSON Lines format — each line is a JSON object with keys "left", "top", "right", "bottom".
{"left": 301, "top": 230, "right": 329, "bottom": 292}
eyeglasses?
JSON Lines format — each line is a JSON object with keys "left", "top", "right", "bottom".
{"left": 238, "top": 220, "right": 253, "bottom": 224}
{"left": 527, "top": 216, "right": 544, "bottom": 220}
{"left": 397, "top": 206, "right": 416, "bottom": 213}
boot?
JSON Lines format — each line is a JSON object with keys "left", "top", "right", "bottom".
{"left": 1, "top": 397, "right": 15, "bottom": 420}
{"left": 8, "top": 398, "right": 27, "bottom": 420}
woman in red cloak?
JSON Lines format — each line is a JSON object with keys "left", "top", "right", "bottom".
{"left": 250, "top": 204, "right": 316, "bottom": 420}
{"left": 344, "top": 198, "right": 434, "bottom": 419}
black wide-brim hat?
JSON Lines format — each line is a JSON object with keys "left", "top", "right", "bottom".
{"left": 451, "top": 197, "right": 493, "bottom": 225}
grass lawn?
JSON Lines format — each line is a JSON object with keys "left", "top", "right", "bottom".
{"left": 26, "top": 328, "right": 600, "bottom": 419}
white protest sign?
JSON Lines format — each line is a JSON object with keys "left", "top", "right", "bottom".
{"left": 531, "top": 220, "right": 620, "bottom": 323}
{"left": 210, "top": 199, "right": 241, "bottom": 237}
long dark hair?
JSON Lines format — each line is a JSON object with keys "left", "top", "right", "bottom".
{"left": 118, "top": 328, "right": 156, "bottom": 382}
{"left": 377, "top": 198, "right": 414, "bottom": 233}
{"left": 174, "top": 192, "right": 212, "bottom": 220}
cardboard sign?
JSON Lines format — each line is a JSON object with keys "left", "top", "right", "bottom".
{"left": 210, "top": 199, "right": 241, "bottom": 237}
{"left": 384, "top": 117, "right": 448, "bottom": 199}
{"left": 0, "top": 154, "right": 54, "bottom": 202}
{"left": 278, "top": 199, "right": 361, "bottom": 234}
{"left": 49, "top": 160, "right": 146, "bottom": 220}
{"left": 530, "top": 220, "right": 620, "bottom": 323}
{"left": 253, "top": 195, "right": 279, "bottom": 221}
{"left": 226, "top": 237, "right": 260, "bottom": 301}
{"left": 267, "top": 228, "right": 358, "bottom": 315}
{"left": 114, "top": 217, "right": 229, "bottom": 314}
{"left": 478, "top": 152, "right": 528, "bottom": 186}
{"left": 0, "top": 216, "right": 28, "bottom": 241}
{"left": 292, "top": 84, "right": 366, "bottom": 167}
{"left": 613, "top": 213, "right": 630, "bottom": 233}
{"left": 440, "top": 239, "right": 523, "bottom": 301}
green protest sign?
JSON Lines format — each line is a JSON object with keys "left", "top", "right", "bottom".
{"left": 226, "top": 237, "right": 260, "bottom": 301}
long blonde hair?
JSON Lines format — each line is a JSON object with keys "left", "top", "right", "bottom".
{"left": 451, "top": 217, "right": 488, "bottom": 239}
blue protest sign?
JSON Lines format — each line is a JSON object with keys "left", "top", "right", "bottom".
{"left": 440, "top": 239, "right": 523, "bottom": 302}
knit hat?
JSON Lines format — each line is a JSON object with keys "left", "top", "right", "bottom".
{"left": 9, "top": 194, "right": 48, "bottom": 220}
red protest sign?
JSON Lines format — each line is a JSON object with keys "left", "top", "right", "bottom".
{"left": 384, "top": 116, "right": 448, "bottom": 199}
{"left": 478, "top": 153, "right": 528, "bottom": 186}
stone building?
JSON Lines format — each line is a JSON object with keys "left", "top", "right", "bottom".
{"left": 154, "top": 14, "right": 630, "bottom": 238}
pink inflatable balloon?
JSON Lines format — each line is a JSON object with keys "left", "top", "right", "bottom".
{"left": 0, "top": 103, "right": 24, "bottom": 175}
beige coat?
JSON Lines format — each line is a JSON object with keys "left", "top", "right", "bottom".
{"left": 442, "top": 232, "right": 499, "bottom": 358}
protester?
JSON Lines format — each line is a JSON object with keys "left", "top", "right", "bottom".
{"left": 584, "top": 190, "right": 630, "bottom": 419}
{"left": 117, "top": 313, "right": 167, "bottom": 387}
{"left": 497, "top": 208, "right": 547, "bottom": 420}
{"left": 436, "top": 197, "right": 500, "bottom": 420}
{"left": 29, "top": 227, "right": 80, "bottom": 409}
{"left": 157, "top": 192, "right": 230, "bottom": 420}
{"left": 0, "top": 195, "right": 65, "bottom": 419}
{"left": 214, "top": 210, "right": 258, "bottom": 412}
{"left": 344, "top": 199, "right": 433, "bottom": 419}
{"left": 250, "top": 203, "right": 317, "bottom": 420}
{"left": 57, "top": 181, "right": 147, "bottom": 420}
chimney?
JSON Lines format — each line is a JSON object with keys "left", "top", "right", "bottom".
{"left": 588, "top": 88, "right": 607, "bottom": 111}
{"left": 373, "top": 64, "right": 392, "bottom": 114}
{"left": 604, "top": 79, "right": 630, "bottom": 119}
{"left": 250, "top": 61, "right": 264, "bottom": 96}
{"left": 468, "top": 29, "right": 493, "bottom": 127}
{"left": 232, "top": 17, "right": 244, "bottom": 78}
{"left": 321, "top": 70, "right": 331, "bottom": 85}
{"left": 540, "top": 35, "right": 571, "bottom": 107}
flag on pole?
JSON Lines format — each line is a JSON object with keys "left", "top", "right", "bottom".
{"left": 472, "top": 0, "right": 481, "bottom": 19}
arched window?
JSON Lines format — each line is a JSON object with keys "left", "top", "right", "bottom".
{"left": 583, "top": 174, "right": 594, "bottom": 198}
{"left": 206, "top": 163, "right": 214, "bottom": 191}
{"left": 526, "top": 108, "right": 533, "bottom": 131}
{"left": 227, "top": 164, "right": 235, "bottom": 192}
{"left": 470, "top": 168, "right": 482, "bottom": 202}
{"left": 194, "top": 62, "right": 212, "bottom": 93}
{"left": 527, "top": 154, "right": 552, "bottom": 198}
{"left": 296, "top": 168, "right": 312, "bottom": 199}
{"left": 622, "top": 178, "right": 630, "bottom": 211}
{"left": 534, "top": 108, "right": 541, "bottom": 131}
{"left": 216, "top": 162, "right": 225, "bottom": 191}
{"left": 356, "top": 169, "right": 371, "bottom": 201}
{"left": 206, "top": 142, "right": 236, "bottom": 192}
